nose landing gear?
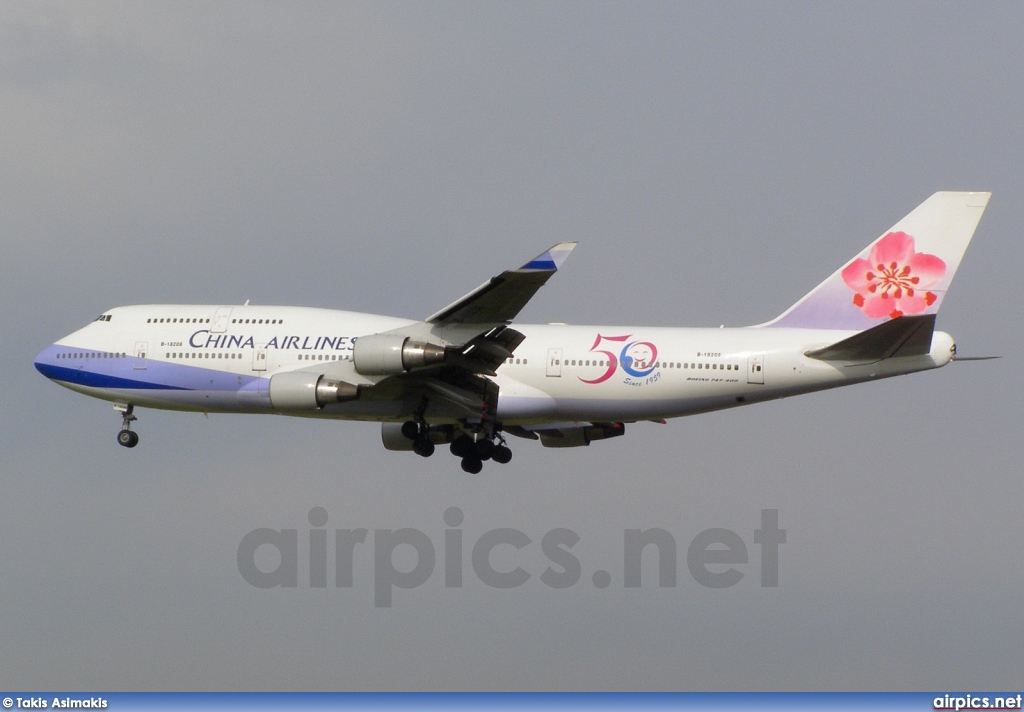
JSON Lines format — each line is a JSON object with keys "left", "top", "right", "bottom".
{"left": 115, "top": 403, "right": 139, "bottom": 448}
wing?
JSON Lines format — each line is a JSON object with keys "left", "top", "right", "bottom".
{"left": 351, "top": 244, "right": 576, "bottom": 423}
{"left": 425, "top": 242, "right": 576, "bottom": 325}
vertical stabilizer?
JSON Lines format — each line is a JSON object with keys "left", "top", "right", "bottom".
{"left": 761, "top": 192, "right": 990, "bottom": 330}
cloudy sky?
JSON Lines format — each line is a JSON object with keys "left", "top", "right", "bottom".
{"left": 2, "top": 1, "right": 1022, "bottom": 691}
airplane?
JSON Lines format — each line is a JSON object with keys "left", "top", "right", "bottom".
{"left": 35, "top": 191, "right": 990, "bottom": 473}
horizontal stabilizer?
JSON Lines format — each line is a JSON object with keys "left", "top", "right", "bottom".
{"left": 805, "top": 314, "right": 935, "bottom": 362}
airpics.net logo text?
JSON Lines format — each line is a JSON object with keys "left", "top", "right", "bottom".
{"left": 237, "top": 508, "right": 786, "bottom": 607}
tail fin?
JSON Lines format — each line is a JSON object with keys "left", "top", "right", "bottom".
{"left": 761, "top": 191, "right": 990, "bottom": 330}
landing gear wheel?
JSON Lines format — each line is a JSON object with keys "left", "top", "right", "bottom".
{"left": 450, "top": 435, "right": 474, "bottom": 458}
{"left": 115, "top": 404, "right": 139, "bottom": 448}
{"left": 492, "top": 444, "right": 512, "bottom": 464}
{"left": 474, "top": 438, "right": 494, "bottom": 461}
{"left": 461, "top": 456, "right": 483, "bottom": 474}
{"left": 413, "top": 438, "right": 435, "bottom": 457}
{"left": 401, "top": 421, "right": 420, "bottom": 440}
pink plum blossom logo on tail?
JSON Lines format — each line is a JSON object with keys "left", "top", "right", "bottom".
{"left": 840, "top": 231, "right": 946, "bottom": 320}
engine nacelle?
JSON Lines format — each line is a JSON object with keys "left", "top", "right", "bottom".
{"left": 381, "top": 422, "right": 455, "bottom": 451}
{"left": 539, "top": 422, "right": 626, "bottom": 448}
{"left": 353, "top": 334, "right": 446, "bottom": 375}
{"left": 381, "top": 422, "right": 415, "bottom": 451}
{"left": 268, "top": 371, "right": 360, "bottom": 410}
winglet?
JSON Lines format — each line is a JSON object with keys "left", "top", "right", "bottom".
{"left": 518, "top": 242, "right": 577, "bottom": 272}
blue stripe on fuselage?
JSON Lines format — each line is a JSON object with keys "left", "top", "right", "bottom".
{"left": 34, "top": 361, "right": 191, "bottom": 390}
{"left": 34, "top": 345, "right": 260, "bottom": 392}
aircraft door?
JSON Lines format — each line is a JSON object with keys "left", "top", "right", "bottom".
{"left": 212, "top": 307, "right": 233, "bottom": 333}
{"left": 252, "top": 346, "right": 268, "bottom": 393}
{"left": 252, "top": 347, "right": 267, "bottom": 372}
{"left": 546, "top": 348, "right": 562, "bottom": 377}
{"left": 747, "top": 353, "right": 765, "bottom": 384}
{"left": 133, "top": 341, "right": 148, "bottom": 370}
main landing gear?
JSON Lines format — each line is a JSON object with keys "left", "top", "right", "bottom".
{"left": 398, "top": 419, "right": 512, "bottom": 473}
{"left": 115, "top": 403, "right": 139, "bottom": 448}
{"left": 448, "top": 431, "right": 512, "bottom": 474}
{"left": 401, "top": 419, "right": 436, "bottom": 458}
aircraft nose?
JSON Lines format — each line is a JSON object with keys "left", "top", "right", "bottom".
{"left": 34, "top": 344, "right": 59, "bottom": 378}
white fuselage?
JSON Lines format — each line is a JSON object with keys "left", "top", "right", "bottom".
{"left": 35, "top": 304, "right": 955, "bottom": 426}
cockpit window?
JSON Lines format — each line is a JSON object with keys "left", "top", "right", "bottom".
{"left": 94, "top": 314, "right": 112, "bottom": 322}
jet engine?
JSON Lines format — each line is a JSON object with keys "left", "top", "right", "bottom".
{"left": 353, "top": 334, "right": 446, "bottom": 375}
{"left": 268, "top": 371, "right": 360, "bottom": 410}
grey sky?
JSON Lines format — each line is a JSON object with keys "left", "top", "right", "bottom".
{"left": 2, "top": 1, "right": 1022, "bottom": 691}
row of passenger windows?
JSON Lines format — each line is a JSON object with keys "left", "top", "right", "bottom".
{"left": 503, "top": 356, "right": 741, "bottom": 371}
{"left": 298, "top": 353, "right": 350, "bottom": 361}
{"left": 167, "top": 352, "right": 242, "bottom": 359}
{"left": 559, "top": 359, "right": 740, "bottom": 371}
{"left": 162, "top": 352, "right": 350, "bottom": 362}
{"left": 145, "top": 317, "right": 286, "bottom": 325}
{"left": 57, "top": 352, "right": 125, "bottom": 359}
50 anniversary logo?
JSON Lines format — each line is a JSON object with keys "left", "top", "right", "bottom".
{"left": 579, "top": 334, "right": 660, "bottom": 385}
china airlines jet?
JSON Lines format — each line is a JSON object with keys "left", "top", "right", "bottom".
{"left": 35, "top": 192, "right": 990, "bottom": 472}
